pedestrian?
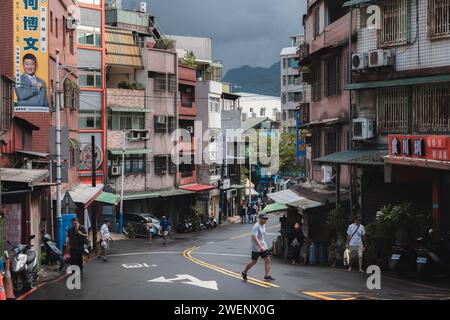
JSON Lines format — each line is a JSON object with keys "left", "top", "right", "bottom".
{"left": 241, "top": 213, "right": 275, "bottom": 282}
{"left": 288, "top": 223, "right": 305, "bottom": 265}
{"left": 346, "top": 215, "right": 366, "bottom": 273}
{"left": 247, "top": 204, "right": 253, "bottom": 224}
{"left": 159, "top": 216, "right": 171, "bottom": 245}
{"left": 240, "top": 202, "right": 246, "bottom": 224}
{"left": 99, "top": 218, "right": 113, "bottom": 262}
{"left": 251, "top": 203, "right": 258, "bottom": 223}
{"left": 66, "top": 217, "right": 88, "bottom": 275}
{"left": 146, "top": 218, "right": 153, "bottom": 244}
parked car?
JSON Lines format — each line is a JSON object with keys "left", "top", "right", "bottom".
{"left": 123, "top": 213, "right": 161, "bottom": 237}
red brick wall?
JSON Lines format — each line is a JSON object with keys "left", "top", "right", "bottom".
{"left": 179, "top": 65, "right": 196, "bottom": 83}
{"left": 0, "top": 0, "right": 14, "bottom": 77}
{"left": 17, "top": 113, "right": 51, "bottom": 153}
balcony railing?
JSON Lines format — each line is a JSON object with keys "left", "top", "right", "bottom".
{"left": 298, "top": 43, "right": 310, "bottom": 62}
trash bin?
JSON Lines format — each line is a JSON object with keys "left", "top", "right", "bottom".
{"left": 309, "top": 242, "right": 318, "bottom": 265}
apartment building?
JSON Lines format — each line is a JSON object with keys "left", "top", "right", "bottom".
{"left": 281, "top": 35, "right": 307, "bottom": 133}
{"left": 237, "top": 92, "right": 281, "bottom": 123}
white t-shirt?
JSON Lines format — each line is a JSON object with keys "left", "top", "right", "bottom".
{"left": 100, "top": 224, "right": 111, "bottom": 241}
{"left": 347, "top": 223, "right": 365, "bottom": 247}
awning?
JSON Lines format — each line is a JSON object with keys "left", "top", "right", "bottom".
{"left": 105, "top": 27, "right": 143, "bottom": 68}
{"left": 343, "top": 0, "right": 373, "bottom": 7}
{"left": 123, "top": 191, "right": 160, "bottom": 201}
{"left": 108, "top": 148, "right": 151, "bottom": 156}
{"left": 268, "top": 189, "right": 323, "bottom": 210}
{"left": 108, "top": 106, "right": 150, "bottom": 113}
{"left": 179, "top": 184, "right": 216, "bottom": 192}
{"left": 230, "top": 184, "right": 245, "bottom": 189}
{"left": 345, "top": 74, "right": 450, "bottom": 91}
{"left": 313, "top": 149, "right": 388, "bottom": 166}
{"left": 16, "top": 150, "right": 49, "bottom": 159}
{"left": 0, "top": 168, "right": 49, "bottom": 186}
{"left": 300, "top": 117, "right": 343, "bottom": 129}
{"left": 262, "top": 203, "right": 288, "bottom": 213}
{"left": 68, "top": 184, "right": 103, "bottom": 207}
{"left": 13, "top": 116, "right": 39, "bottom": 131}
{"left": 159, "top": 189, "right": 195, "bottom": 197}
{"left": 95, "top": 192, "right": 120, "bottom": 205}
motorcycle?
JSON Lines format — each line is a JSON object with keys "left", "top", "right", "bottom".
{"left": 205, "top": 217, "right": 218, "bottom": 229}
{"left": 176, "top": 219, "right": 193, "bottom": 233}
{"left": 8, "top": 235, "right": 38, "bottom": 292}
{"left": 416, "top": 230, "right": 450, "bottom": 280}
{"left": 389, "top": 242, "right": 419, "bottom": 278}
{"left": 41, "top": 234, "right": 64, "bottom": 271}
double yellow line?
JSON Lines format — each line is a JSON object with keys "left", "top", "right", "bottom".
{"left": 182, "top": 246, "right": 280, "bottom": 289}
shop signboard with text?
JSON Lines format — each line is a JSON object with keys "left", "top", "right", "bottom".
{"left": 388, "top": 135, "right": 450, "bottom": 162}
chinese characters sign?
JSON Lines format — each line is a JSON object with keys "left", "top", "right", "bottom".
{"left": 389, "top": 135, "right": 450, "bottom": 162}
{"left": 13, "top": 0, "right": 49, "bottom": 113}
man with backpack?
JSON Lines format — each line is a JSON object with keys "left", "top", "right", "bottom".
{"left": 346, "top": 215, "right": 366, "bottom": 273}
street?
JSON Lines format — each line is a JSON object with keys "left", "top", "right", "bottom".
{"left": 26, "top": 215, "right": 450, "bottom": 300}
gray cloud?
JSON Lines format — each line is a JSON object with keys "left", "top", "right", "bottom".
{"left": 125, "top": 0, "right": 306, "bottom": 73}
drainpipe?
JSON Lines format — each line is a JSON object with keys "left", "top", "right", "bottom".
{"left": 348, "top": 6, "right": 353, "bottom": 215}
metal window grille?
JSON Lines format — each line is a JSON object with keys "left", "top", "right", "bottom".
{"left": 0, "top": 77, "right": 13, "bottom": 132}
{"left": 413, "top": 82, "right": 450, "bottom": 133}
{"left": 428, "top": 0, "right": 450, "bottom": 39}
{"left": 325, "top": 55, "right": 340, "bottom": 97}
{"left": 154, "top": 73, "right": 167, "bottom": 92}
{"left": 311, "top": 62, "right": 321, "bottom": 101}
{"left": 377, "top": 87, "right": 409, "bottom": 133}
{"left": 382, "top": 0, "right": 409, "bottom": 45}
{"left": 154, "top": 155, "right": 168, "bottom": 175}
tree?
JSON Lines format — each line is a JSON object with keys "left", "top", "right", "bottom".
{"left": 279, "top": 131, "right": 302, "bottom": 175}
{"left": 181, "top": 51, "right": 196, "bottom": 68}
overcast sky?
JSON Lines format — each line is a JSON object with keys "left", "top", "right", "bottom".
{"left": 133, "top": 0, "right": 307, "bottom": 73}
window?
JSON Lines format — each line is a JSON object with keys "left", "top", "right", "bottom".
{"left": 154, "top": 156, "right": 168, "bottom": 175}
{"left": 79, "top": 111, "right": 102, "bottom": 129}
{"left": 179, "top": 156, "right": 194, "bottom": 177}
{"left": 63, "top": 80, "right": 79, "bottom": 110}
{"left": 110, "top": 155, "right": 146, "bottom": 175}
{"left": 428, "top": 0, "right": 450, "bottom": 39}
{"left": 325, "top": 131, "right": 339, "bottom": 155}
{"left": 281, "top": 92, "right": 287, "bottom": 104}
{"left": 282, "top": 58, "right": 287, "bottom": 69}
{"left": 312, "top": 62, "right": 321, "bottom": 101}
{"left": 288, "top": 110, "right": 296, "bottom": 120}
{"left": 169, "top": 156, "right": 177, "bottom": 175}
{"left": 313, "top": 5, "right": 320, "bottom": 37}
{"left": 381, "top": 0, "right": 409, "bottom": 45}
{"left": 168, "top": 74, "right": 176, "bottom": 93}
{"left": 288, "top": 92, "right": 303, "bottom": 102}
{"left": 0, "top": 77, "right": 13, "bottom": 132}
{"left": 168, "top": 116, "right": 177, "bottom": 133}
{"left": 242, "top": 113, "right": 247, "bottom": 121}
{"left": 79, "top": 71, "right": 102, "bottom": 88}
{"left": 77, "top": 26, "right": 101, "bottom": 47}
{"left": 69, "top": 29, "right": 74, "bottom": 55}
{"left": 108, "top": 112, "right": 145, "bottom": 130}
{"left": 377, "top": 87, "right": 409, "bottom": 133}
{"left": 209, "top": 97, "right": 220, "bottom": 113}
{"left": 154, "top": 115, "right": 168, "bottom": 133}
{"left": 282, "top": 75, "right": 287, "bottom": 86}
{"left": 260, "top": 108, "right": 266, "bottom": 116}
{"left": 288, "top": 75, "right": 300, "bottom": 86}
{"left": 312, "top": 130, "right": 321, "bottom": 158}
{"left": 325, "top": 55, "right": 340, "bottom": 97}
{"left": 151, "top": 72, "right": 166, "bottom": 92}
{"left": 282, "top": 111, "right": 287, "bottom": 121}
{"left": 180, "top": 85, "right": 194, "bottom": 107}
{"left": 56, "top": 18, "right": 58, "bottom": 39}
{"left": 63, "top": 17, "right": 66, "bottom": 47}
{"left": 288, "top": 58, "right": 299, "bottom": 69}
{"left": 50, "top": 11, "right": 53, "bottom": 34}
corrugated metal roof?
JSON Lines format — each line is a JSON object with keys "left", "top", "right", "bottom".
{"left": 68, "top": 184, "right": 103, "bottom": 205}
{"left": 105, "top": 27, "right": 143, "bottom": 68}
{"left": 96, "top": 192, "right": 120, "bottom": 205}
{"left": 280, "top": 46, "right": 298, "bottom": 56}
{"left": 242, "top": 117, "right": 269, "bottom": 132}
{"left": 314, "top": 149, "right": 388, "bottom": 166}
{"left": 268, "top": 189, "right": 323, "bottom": 210}
{"left": 345, "top": 74, "right": 450, "bottom": 90}
{"left": 108, "top": 148, "right": 151, "bottom": 156}
{"left": 0, "top": 168, "right": 49, "bottom": 186}
{"left": 159, "top": 189, "right": 195, "bottom": 197}
{"left": 123, "top": 191, "right": 160, "bottom": 201}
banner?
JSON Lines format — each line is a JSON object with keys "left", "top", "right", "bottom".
{"left": 13, "top": 0, "right": 49, "bottom": 113}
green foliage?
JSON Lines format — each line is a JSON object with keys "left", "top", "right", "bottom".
{"left": 118, "top": 81, "right": 145, "bottom": 90}
{"left": 155, "top": 38, "right": 175, "bottom": 50}
{"left": 279, "top": 131, "right": 302, "bottom": 175}
{"left": 188, "top": 207, "right": 208, "bottom": 232}
{"left": 366, "top": 202, "right": 430, "bottom": 260}
{"left": 326, "top": 206, "right": 351, "bottom": 241}
{"left": 181, "top": 51, "right": 196, "bottom": 68}
{"left": 124, "top": 223, "right": 136, "bottom": 239}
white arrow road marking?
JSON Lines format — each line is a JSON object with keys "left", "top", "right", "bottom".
{"left": 148, "top": 274, "right": 218, "bottom": 291}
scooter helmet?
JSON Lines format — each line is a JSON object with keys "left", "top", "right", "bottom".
{"left": 43, "top": 234, "right": 52, "bottom": 241}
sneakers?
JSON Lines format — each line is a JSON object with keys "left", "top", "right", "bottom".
{"left": 241, "top": 272, "right": 248, "bottom": 281}
{"left": 264, "top": 275, "right": 275, "bottom": 281}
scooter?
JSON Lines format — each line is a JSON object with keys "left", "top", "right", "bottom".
{"left": 416, "top": 230, "right": 450, "bottom": 280}
{"left": 389, "top": 242, "right": 419, "bottom": 278}
{"left": 205, "top": 217, "right": 218, "bottom": 229}
{"left": 8, "top": 235, "right": 38, "bottom": 292}
{"left": 41, "top": 234, "right": 64, "bottom": 271}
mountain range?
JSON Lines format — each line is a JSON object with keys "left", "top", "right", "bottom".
{"left": 223, "top": 62, "right": 280, "bottom": 97}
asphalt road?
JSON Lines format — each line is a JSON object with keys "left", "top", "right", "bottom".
{"left": 26, "top": 214, "right": 450, "bottom": 300}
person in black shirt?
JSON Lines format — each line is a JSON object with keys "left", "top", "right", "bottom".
{"left": 288, "top": 223, "right": 305, "bottom": 265}
{"left": 66, "top": 218, "right": 88, "bottom": 274}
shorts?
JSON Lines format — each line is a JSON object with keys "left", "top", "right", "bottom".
{"left": 349, "top": 245, "right": 364, "bottom": 259}
{"left": 251, "top": 251, "right": 270, "bottom": 261}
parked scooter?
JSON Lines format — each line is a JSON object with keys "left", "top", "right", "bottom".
{"left": 389, "top": 228, "right": 424, "bottom": 278}
{"left": 8, "top": 235, "right": 38, "bottom": 292}
{"left": 416, "top": 229, "right": 450, "bottom": 279}
{"left": 41, "top": 234, "right": 64, "bottom": 271}
{"left": 205, "top": 217, "right": 218, "bottom": 229}
{"left": 176, "top": 219, "right": 193, "bottom": 233}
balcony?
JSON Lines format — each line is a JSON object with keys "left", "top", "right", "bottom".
{"left": 298, "top": 43, "right": 310, "bottom": 63}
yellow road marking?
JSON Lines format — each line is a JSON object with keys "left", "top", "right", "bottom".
{"left": 182, "top": 246, "right": 280, "bottom": 289}
{"left": 302, "top": 292, "right": 359, "bottom": 300}
{"left": 230, "top": 224, "right": 281, "bottom": 240}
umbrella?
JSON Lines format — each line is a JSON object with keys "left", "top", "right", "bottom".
{"left": 262, "top": 203, "right": 288, "bottom": 213}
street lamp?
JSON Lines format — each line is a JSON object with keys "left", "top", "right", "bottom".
{"left": 55, "top": 49, "right": 97, "bottom": 250}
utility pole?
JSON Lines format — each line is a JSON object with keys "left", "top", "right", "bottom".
{"left": 91, "top": 135, "right": 97, "bottom": 248}
{"left": 55, "top": 50, "right": 63, "bottom": 250}
{"left": 118, "top": 130, "right": 126, "bottom": 234}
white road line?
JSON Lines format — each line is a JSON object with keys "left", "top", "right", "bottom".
{"left": 108, "top": 251, "right": 181, "bottom": 257}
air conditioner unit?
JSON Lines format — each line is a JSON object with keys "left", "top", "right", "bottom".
{"left": 157, "top": 116, "right": 166, "bottom": 124}
{"left": 140, "top": 130, "right": 150, "bottom": 140}
{"left": 128, "top": 130, "right": 140, "bottom": 140}
{"left": 369, "top": 49, "right": 393, "bottom": 68}
{"left": 110, "top": 165, "right": 121, "bottom": 176}
{"left": 66, "top": 17, "right": 77, "bottom": 31}
{"left": 139, "top": 2, "right": 147, "bottom": 13}
{"left": 321, "top": 165, "right": 333, "bottom": 184}
{"left": 351, "top": 53, "right": 369, "bottom": 70}
{"left": 352, "top": 118, "right": 375, "bottom": 140}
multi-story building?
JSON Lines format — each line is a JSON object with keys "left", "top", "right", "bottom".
{"left": 236, "top": 92, "right": 281, "bottom": 123}
{"left": 281, "top": 35, "right": 306, "bottom": 133}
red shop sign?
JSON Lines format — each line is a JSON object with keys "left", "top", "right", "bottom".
{"left": 388, "top": 135, "right": 450, "bottom": 161}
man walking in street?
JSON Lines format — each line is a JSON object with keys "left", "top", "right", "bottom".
{"left": 346, "top": 215, "right": 366, "bottom": 273}
{"left": 99, "top": 218, "right": 113, "bottom": 262}
{"left": 241, "top": 213, "right": 275, "bottom": 282}
{"left": 160, "top": 216, "right": 171, "bottom": 245}
{"left": 288, "top": 222, "right": 305, "bottom": 265}
{"left": 66, "top": 218, "right": 88, "bottom": 275}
